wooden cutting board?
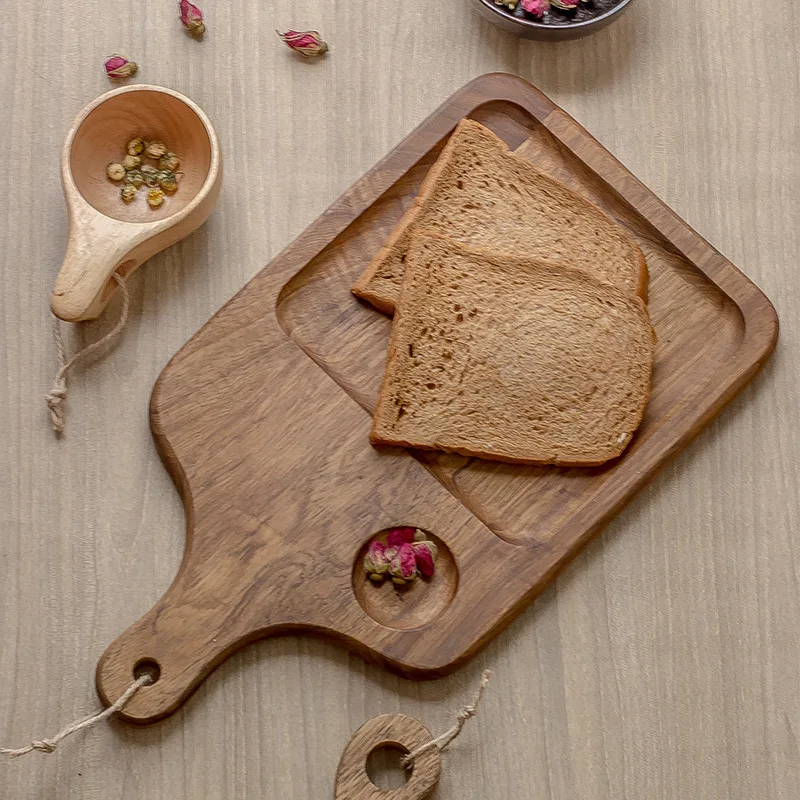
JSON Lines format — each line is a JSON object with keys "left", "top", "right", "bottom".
{"left": 96, "top": 73, "right": 778, "bottom": 724}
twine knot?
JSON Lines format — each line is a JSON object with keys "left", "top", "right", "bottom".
{"left": 46, "top": 273, "right": 130, "bottom": 436}
{"left": 30, "top": 740, "right": 57, "bottom": 754}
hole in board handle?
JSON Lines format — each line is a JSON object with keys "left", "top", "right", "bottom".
{"left": 133, "top": 658, "right": 161, "bottom": 685}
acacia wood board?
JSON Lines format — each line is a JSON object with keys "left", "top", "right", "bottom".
{"left": 96, "top": 73, "right": 778, "bottom": 724}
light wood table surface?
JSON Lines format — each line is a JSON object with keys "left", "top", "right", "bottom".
{"left": 2, "top": 0, "right": 799, "bottom": 797}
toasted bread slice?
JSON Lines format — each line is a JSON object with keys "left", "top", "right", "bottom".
{"left": 353, "top": 118, "right": 647, "bottom": 315}
{"left": 371, "top": 234, "right": 655, "bottom": 466}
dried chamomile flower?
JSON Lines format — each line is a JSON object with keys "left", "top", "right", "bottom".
{"left": 124, "top": 169, "right": 144, "bottom": 188}
{"left": 120, "top": 185, "right": 138, "bottom": 203}
{"left": 158, "top": 152, "right": 180, "bottom": 172}
{"left": 127, "top": 137, "right": 145, "bottom": 156}
{"left": 106, "top": 162, "right": 126, "bottom": 181}
{"left": 122, "top": 154, "right": 141, "bottom": 170}
{"left": 147, "top": 188, "right": 165, "bottom": 208}
{"left": 145, "top": 141, "right": 168, "bottom": 159}
{"left": 159, "top": 172, "right": 179, "bottom": 194}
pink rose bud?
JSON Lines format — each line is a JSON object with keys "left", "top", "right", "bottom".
{"left": 389, "top": 543, "right": 418, "bottom": 585}
{"left": 521, "top": 0, "right": 549, "bottom": 16}
{"left": 179, "top": 0, "right": 206, "bottom": 37}
{"left": 550, "top": 0, "right": 580, "bottom": 9}
{"left": 276, "top": 29, "right": 329, "bottom": 58}
{"left": 363, "top": 541, "right": 389, "bottom": 581}
{"left": 386, "top": 527, "right": 416, "bottom": 548}
{"left": 412, "top": 540, "right": 438, "bottom": 578}
{"left": 104, "top": 55, "right": 138, "bottom": 79}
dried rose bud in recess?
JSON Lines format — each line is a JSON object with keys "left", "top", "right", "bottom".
{"left": 363, "top": 541, "right": 389, "bottom": 581}
{"left": 411, "top": 540, "right": 438, "bottom": 578}
{"left": 147, "top": 188, "right": 165, "bottom": 208}
{"left": 104, "top": 55, "right": 138, "bottom": 79}
{"left": 386, "top": 527, "right": 416, "bottom": 548}
{"left": 276, "top": 30, "right": 329, "bottom": 58}
{"left": 122, "top": 154, "right": 141, "bottom": 171}
{"left": 550, "top": 0, "right": 579, "bottom": 9}
{"left": 179, "top": 0, "right": 206, "bottom": 37}
{"left": 389, "top": 543, "right": 418, "bottom": 585}
{"left": 145, "top": 141, "right": 168, "bottom": 159}
{"left": 521, "top": 0, "right": 548, "bottom": 16}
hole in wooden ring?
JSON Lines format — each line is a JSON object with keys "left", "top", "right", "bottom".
{"left": 366, "top": 744, "right": 410, "bottom": 790}
{"left": 133, "top": 658, "right": 161, "bottom": 685}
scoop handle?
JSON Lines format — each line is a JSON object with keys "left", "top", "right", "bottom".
{"left": 50, "top": 212, "right": 146, "bottom": 322}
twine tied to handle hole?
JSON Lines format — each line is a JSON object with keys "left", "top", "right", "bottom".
{"left": 402, "top": 669, "right": 491, "bottom": 768}
{"left": 46, "top": 272, "right": 130, "bottom": 436}
{"left": 0, "top": 674, "right": 151, "bottom": 758}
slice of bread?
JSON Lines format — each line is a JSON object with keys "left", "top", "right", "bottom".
{"left": 353, "top": 118, "right": 647, "bottom": 315}
{"left": 371, "top": 234, "right": 655, "bottom": 466}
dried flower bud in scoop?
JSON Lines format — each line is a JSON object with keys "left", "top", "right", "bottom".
{"left": 145, "top": 141, "right": 168, "bottom": 159}
{"left": 550, "top": 0, "right": 579, "bottom": 9}
{"left": 124, "top": 169, "right": 144, "bottom": 188}
{"left": 127, "top": 138, "right": 145, "bottom": 156}
{"left": 276, "top": 30, "right": 329, "bottom": 57}
{"left": 106, "top": 162, "right": 126, "bottom": 181}
{"left": 159, "top": 173, "right": 180, "bottom": 194}
{"left": 494, "top": 0, "right": 518, "bottom": 9}
{"left": 389, "top": 543, "right": 418, "bottom": 585}
{"left": 104, "top": 55, "right": 138, "bottom": 79}
{"left": 122, "top": 154, "right": 141, "bottom": 170}
{"left": 120, "top": 185, "right": 137, "bottom": 203}
{"left": 159, "top": 152, "right": 180, "bottom": 172}
{"left": 147, "top": 188, "right": 165, "bottom": 208}
{"left": 521, "top": 0, "right": 548, "bottom": 15}
{"left": 179, "top": 0, "right": 206, "bottom": 38}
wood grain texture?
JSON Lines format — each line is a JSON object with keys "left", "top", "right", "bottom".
{"left": 93, "top": 75, "right": 776, "bottom": 725}
{"left": 1, "top": 0, "right": 799, "bottom": 798}
{"left": 334, "top": 714, "right": 441, "bottom": 799}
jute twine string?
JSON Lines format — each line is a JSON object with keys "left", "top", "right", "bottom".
{"left": 46, "top": 273, "right": 130, "bottom": 436}
{"left": 0, "top": 675, "right": 151, "bottom": 758}
{"left": 402, "top": 669, "right": 492, "bottom": 768}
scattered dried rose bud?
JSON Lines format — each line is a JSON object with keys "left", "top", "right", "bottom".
{"left": 494, "top": 0, "right": 518, "bottom": 9}
{"left": 160, "top": 173, "right": 179, "bottom": 194}
{"left": 386, "top": 527, "right": 416, "bottom": 548}
{"left": 521, "top": 0, "right": 548, "bottom": 15}
{"left": 550, "top": 0, "right": 579, "bottom": 9}
{"left": 363, "top": 541, "right": 389, "bottom": 581}
{"left": 276, "top": 29, "right": 329, "bottom": 58}
{"left": 389, "top": 543, "right": 418, "bottom": 585}
{"left": 124, "top": 169, "right": 144, "bottom": 188}
{"left": 127, "top": 138, "right": 145, "bottom": 156}
{"left": 147, "top": 188, "right": 165, "bottom": 208}
{"left": 106, "top": 162, "right": 126, "bottom": 181}
{"left": 145, "top": 141, "right": 168, "bottom": 159}
{"left": 159, "top": 152, "right": 180, "bottom": 172}
{"left": 104, "top": 55, "right": 138, "bottom": 79}
{"left": 120, "top": 185, "right": 137, "bottom": 203}
{"left": 179, "top": 0, "right": 206, "bottom": 38}
{"left": 122, "top": 154, "right": 141, "bottom": 170}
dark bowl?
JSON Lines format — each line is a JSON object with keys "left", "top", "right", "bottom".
{"left": 472, "top": 0, "right": 636, "bottom": 41}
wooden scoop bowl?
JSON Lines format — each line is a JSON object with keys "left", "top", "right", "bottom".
{"left": 51, "top": 85, "right": 221, "bottom": 322}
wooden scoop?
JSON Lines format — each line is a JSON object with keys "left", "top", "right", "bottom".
{"left": 51, "top": 85, "right": 221, "bottom": 322}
